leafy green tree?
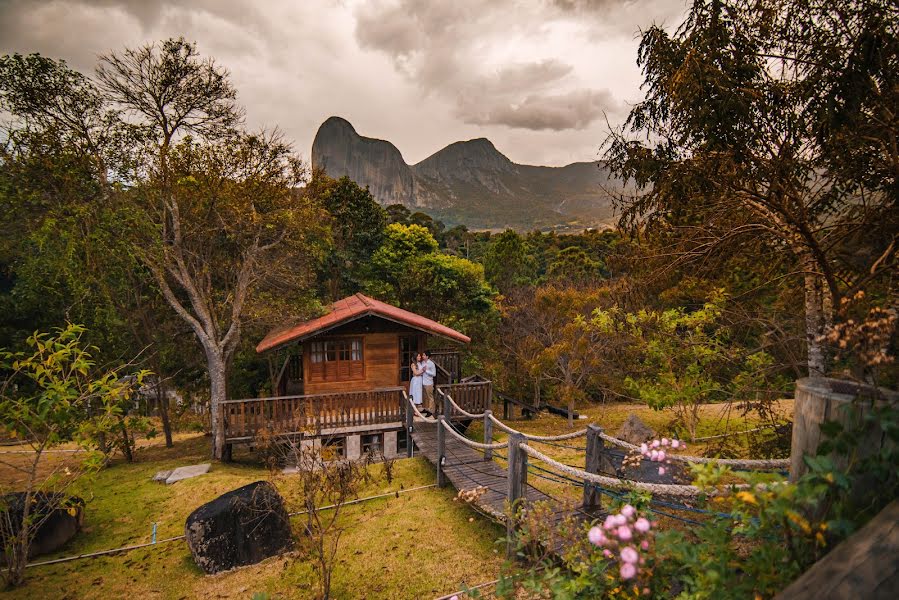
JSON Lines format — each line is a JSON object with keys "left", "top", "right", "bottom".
{"left": 546, "top": 246, "right": 604, "bottom": 286}
{"left": 307, "top": 173, "right": 387, "bottom": 300}
{"left": 367, "top": 223, "right": 495, "bottom": 327}
{"left": 482, "top": 229, "right": 537, "bottom": 293}
{"left": 0, "top": 324, "right": 147, "bottom": 586}
{"left": 384, "top": 203, "right": 411, "bottom": 224}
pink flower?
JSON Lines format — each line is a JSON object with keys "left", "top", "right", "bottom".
{"left": 617, "top": 525, "right": 633, "bottom": 541}
{"left": 661, "top": 437, "right": 669, "bottom": 446}
{"left": 671, "top": 439, "right": 680, "bottom": 449}
{"left": 621, "top": 504, "right": 636, "bottom": 518}
{"left": 604, "top": 515, "right": 616, "bottom": 529}
{"left": 641, "top": 540, "right": 650, "bottom": 550}
{"left": 603, "top": 549, "right": 613, "bottom": 558}
{"left": 450, "top": 596, "right": 458, "bottom": 600}
{"left": 620, "top": 546, "right": 639, "bottom": 564}
{"left": 634, "top": 517, "right": 651, "bottom": 533}
{"left": 588, "top": 526, "right": 606, "bottom": 546}
{"left": 640, "top": 442, "right": 648, "bottom": 454}
{"left": 613, "top": 514, "right": 628, "bottom": 526}
{"left": 658, "top": 466, "right": 666, "bottom": 476}
{"left": 652, "top": 440, "right": 661, "bottom": 448}
{"left": 650, "top": 449, "right": 659, "bottom": 461}
{"left": 620, "top": 562, "right": 637, "bottom": 580}
{"left": 657, "top": 450, "right": 666, "bottom": 461}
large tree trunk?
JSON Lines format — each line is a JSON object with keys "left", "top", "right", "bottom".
{"left": 207, "top": 352, "right": 228, "bottom": 461}
{"left": 803, "top": 259, "right": 827, "bottom": 377}
{"left": 156, "top": 379, "right": 173, "bottom": 448}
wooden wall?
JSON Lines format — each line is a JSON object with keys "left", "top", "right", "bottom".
{"left": 303, "top": 332, "right": 400, "bottom": 395}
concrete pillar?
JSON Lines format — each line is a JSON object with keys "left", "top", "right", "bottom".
{"left": 384, "top": 431, "right": 398, "bottom": 459}
{"left": 346, "top": 435, "right": 361, "bottom": 460}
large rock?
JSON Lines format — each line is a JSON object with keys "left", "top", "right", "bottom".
{"left": 184, "top": 481, "right": 292, "bottom": 574}
{"left": 616, "top": 414, "right": 655, "bottom": 445}
{"left": 0, "top": 492, "right": 84, "bottom": 557}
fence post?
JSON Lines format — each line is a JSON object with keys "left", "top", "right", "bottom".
{"left": 583, "top": 424, "right": 604, "bottom": 511}
{"left": 487, "top": 381, "right": 493, "bottom": 414}
{"left": 437, "top": 416, "right": 447, "bottom": 488}
{"left": 405, "top": 395, "right": 414, "bottom": 459}
{"left": 442, "top": 390, "right": 451, "bottom": 419}
{"left": 506, "top": 432, "right": 527, "bottom": 558}
{"left": 483, "top": 410, "right": 493, "bottom": 462}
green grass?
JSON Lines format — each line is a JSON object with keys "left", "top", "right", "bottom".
{"left": 4, "top": 435, "right": 504, "bottom": 599}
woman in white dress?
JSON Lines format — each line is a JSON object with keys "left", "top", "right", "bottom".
{"left": 410, "top": 352, "right": 424, "bottom": 410}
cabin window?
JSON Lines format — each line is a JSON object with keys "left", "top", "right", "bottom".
{"left": 308, "top": 337, "right": 364, "bottom": 381}
{"left": 321, "top": 437, "right": 345, "bottom": 459}
{"left": 287, "top": 354, "right": 302, "bottom": 383}
{"left": 361, "top": 433, "right": 382, "bottom": 455}
{"left": 396, "top": 431, "right": 408, "bottom": 454}
{"left": 399, "top": 335, "right": 419, "bottom": 382}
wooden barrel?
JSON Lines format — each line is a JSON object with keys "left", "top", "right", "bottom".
{"left": 790, "top": 377, "right": 898, "bottom": 482}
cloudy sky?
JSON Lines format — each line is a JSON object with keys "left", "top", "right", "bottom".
{"left": 0, "top": 0, "right": 687, "bottom": 166}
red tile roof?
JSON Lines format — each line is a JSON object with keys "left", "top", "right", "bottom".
{"left": 256, "top": 293, "right": 471, "bottom": 353}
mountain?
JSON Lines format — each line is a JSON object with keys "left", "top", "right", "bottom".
{"left": 310, "top": 116, "right": 622, "bottom": 230}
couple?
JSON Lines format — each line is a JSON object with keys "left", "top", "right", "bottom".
{"left": 410, "top": 350, "right": 437, "bottom": 415}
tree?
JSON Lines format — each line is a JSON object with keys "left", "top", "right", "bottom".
{"left": 308, "top": 173, "right": 387, "bottom": 301}
{"left": 604, "top": 0, "right": 897, "bottom": 377}
{"left": 0, "top": 325, "right": 147, "bottom": 586}
{"left": 367, "top": 223, "right": 495, "bottom": 327}
{"left": 96, "top": 39, "right": 327, "bottom": 460}
{"left": 546, "top": 246, "right": 604, "bottom": 286}
{"left": 482, "top": 229, "right": 537, "bottom": 293}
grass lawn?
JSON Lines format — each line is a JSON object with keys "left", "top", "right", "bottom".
{"left": 1, "top": 435, "right": 505, "bottom": 599}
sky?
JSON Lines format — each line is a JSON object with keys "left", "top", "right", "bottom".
{"left": 0, "top": 0, "right": 687, "bottom": 167}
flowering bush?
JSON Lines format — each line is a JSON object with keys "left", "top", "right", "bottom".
{"left": 588, "top": 504, "right": 655, "bottom": 592}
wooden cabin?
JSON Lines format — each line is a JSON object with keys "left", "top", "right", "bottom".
{"left": 221, "top": 294, "right": 487, "bottom": 460}
{"left": 256, "top": 293, "right": 470, "bottom": 396}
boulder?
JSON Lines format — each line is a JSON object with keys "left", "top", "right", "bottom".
{"left": 617, "top": 414, "right": 655, "bottom": 445}
{"left": 0, "top": 492, "right": 84, "bottom": 557}
{"left": 184, "top": 481, "right": 293, "bottom": 574}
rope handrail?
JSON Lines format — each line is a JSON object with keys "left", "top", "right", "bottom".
{"left": 404, "top": 391, "right": 437, "bottom": 423}
{"left": 439, "top": 418, "right": 509, "bottom": 450}
{"left": 521, "top": 443, "right": 726, "bottom": 498}
{"left": 487, "top": 413, "right": 588, "bottom": 442}
{"left": 597, "top": 432, "right": 789, "bottom": 470}
{"left": 439, "top": 389, "right": 486, "bottom": 419}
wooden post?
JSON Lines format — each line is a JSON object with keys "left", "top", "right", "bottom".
{"left": 405, "top": 394, "right": 414, "bottom": 459}
{"left": 506, "top": 433, "right": 527, "bottom": 558}
{"left": 442, "top": 390, "right": 451, "bottom": 419}
{"left": 437, "top": 416, "right": 447, "bottom": 488}
{"left": 483, "top": 410, "right": 493, "bottom": 462}
{"left": 487, "top": 381, "right": 493, "bottom": 414}
{"left": 583, "top": 424, "right": 604, "bottom": 511}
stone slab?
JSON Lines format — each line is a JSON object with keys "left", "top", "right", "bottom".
{"left": 165, "top": 463, "right": 211, "bottom": 485}
{"left": 152, "top": 469, "right": 173, "bottom": 483}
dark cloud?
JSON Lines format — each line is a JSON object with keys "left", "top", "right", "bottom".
{"left": 461, "top": 88, "right": 617, "bottom": 130}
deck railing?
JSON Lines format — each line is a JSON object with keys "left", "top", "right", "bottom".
{"left": 437, "top": 380, "right": 493, "bottom": 417}
{"left": 430, "top": 349, "right": 462, "bottom": 383}
{"left": 222, "top": 387, "right": 405, "bottom": 442}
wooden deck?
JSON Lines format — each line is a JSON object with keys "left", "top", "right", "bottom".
{"left": 411, "top": 419, "right": 602, "bottom": 554}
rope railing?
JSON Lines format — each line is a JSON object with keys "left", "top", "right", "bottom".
{"left": 597, "top": 432, "right": 789, "bottom": 470}
{"left": 439, "top": 418, "right": 509, "bottom": 450}
{"left": 522, "top": 443, "right": 713, "bottom": 497}
{"left": 487, "top": 413, "right": 589, "bottom": 442}
{"left": 404, "top": 391, "right": 437, "bottom": 423}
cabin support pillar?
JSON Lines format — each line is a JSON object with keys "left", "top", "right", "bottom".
{"left": 405, "top": 398, "right": 414, "bottom": 458}
{"left": 506, "top": 433, "right": 527, "bottom": 559}
{"left": 437, "top": 416, "right": 447, "bottom": 488}
{"left": 583, "top": 424, "right": 604, "bottom": 511}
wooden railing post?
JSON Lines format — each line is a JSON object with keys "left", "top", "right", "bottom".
{"left": 442, "top": 390, "right": 451, "bottom": 419}
{"left": 405, "top": 394, "right": 414, "bottom": 458}
{"left": 506, "top": 432, "right": 527, "bottom": 558}
{"left": 487, "top": 381, "right": 493, "bottom": 414}
{"left": 437, "top": 416, "right": 447, "bottom": 488}
{"left": 483, "top": 410, "right": 493, "bottom": 462}
{"left": 583, "top": 424, "right": 604, "bottom": 511}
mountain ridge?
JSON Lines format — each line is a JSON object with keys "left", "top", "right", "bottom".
{"left": 311, "top": 116, "right": 621, "bottom": 230}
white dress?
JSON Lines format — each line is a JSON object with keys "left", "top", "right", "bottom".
{"left": 410, "top": 363, "right": 424, "bottom": 405}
